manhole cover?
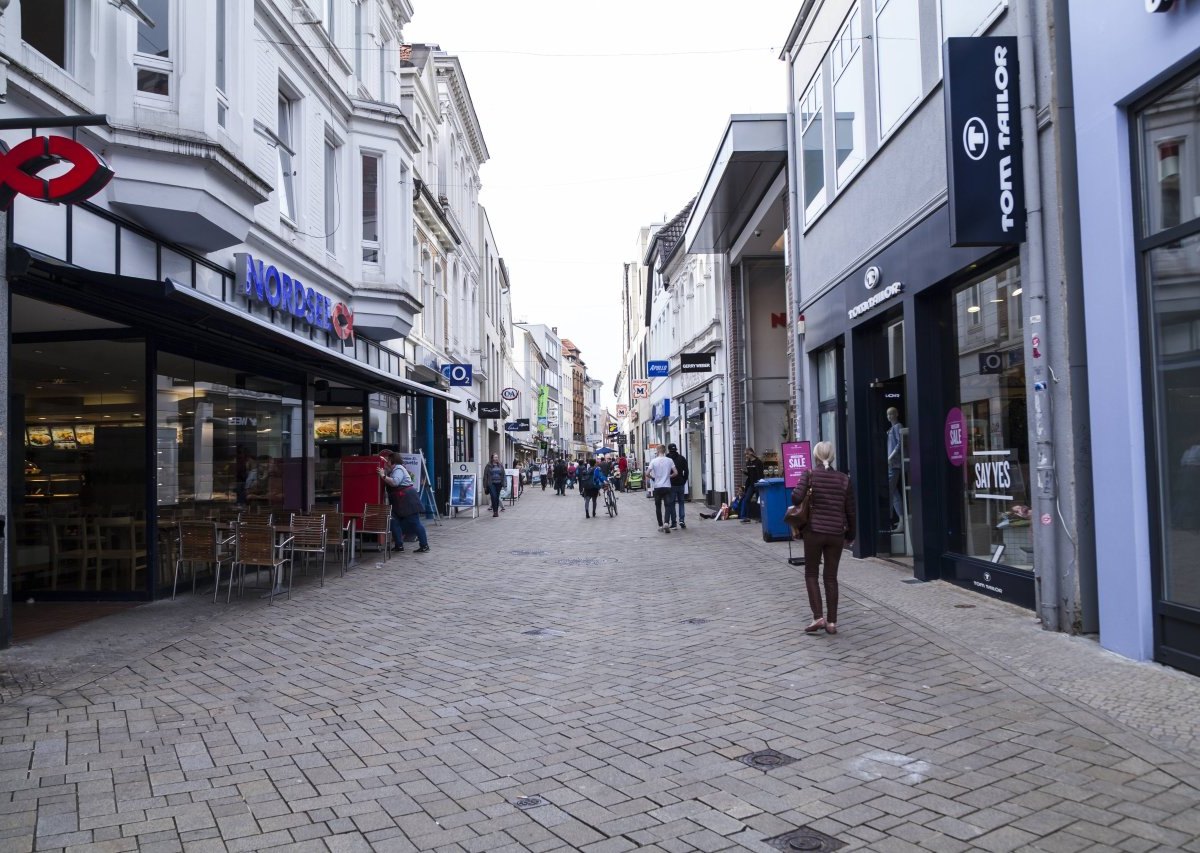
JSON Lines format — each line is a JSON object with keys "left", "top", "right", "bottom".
{"left": 736, "top": 749, "right": 798, "bottom": 771}
{"left": 764, "top": 826, "right": 846, "bottom": 852}
{"left": 954, "top": 604, "right": 976, "bottom": 609}
{"left": 902, "top": 578, "right": 922, "bottom": 584}
{"left": 681, "top": 618, "right": 708, "bottom": 625}
{"left": 512, "top": 796, "right": 549, "bottom": 810}
{"left": 555, "top": 557, "right": 617, "bottom": 567}
{"left": 510, "top": 549, "right": 549, "bottom": 556}
{"left": 522, "top": 628, "right": 565, "bottom": 637}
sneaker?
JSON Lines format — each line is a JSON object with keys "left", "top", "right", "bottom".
{"left": 680, "top": 522, "right": 686, "bottom": 529}
{"left": 670, "top": 523, "right": 678, "bottom": 529}
{"left": 664, "top": 526, "right": 671, "bottom": 534}
{"left": 393, "top": 543, "right": 405, "bottom": 552}
{"left": 415, "top": 545, "right": 430, "bottom": 553}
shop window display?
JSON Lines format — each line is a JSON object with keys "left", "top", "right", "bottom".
{"left": 950, "top": 263, "right": 1032, "bottom": 571}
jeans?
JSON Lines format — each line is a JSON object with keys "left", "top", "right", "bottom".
{"left": 391, "top": 513, "right": 428, "bottom": 549}
{"left": 802, "top": 530, "right": 845, "bottom": 621}
{"left": 653, "top": 487, "right": 676, "bottom": 527}
{"left": 888, "top": 467, "right": 903, "bottom": 525}
{"left": 555, "top": 476, "right": 566, "bottom": 495}
{"left": 671, "top": 482, "right": 687, "bottom": 524}
{"left": 487, "top": 481, "right": 502, "bottom": 513}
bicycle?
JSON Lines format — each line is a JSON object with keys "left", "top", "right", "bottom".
{"left": 603, "top": 480, "right": 618, "bottom": 517}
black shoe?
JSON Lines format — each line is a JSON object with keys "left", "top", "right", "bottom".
{"left": 680, "top": 522, "right": 686, "bottom": 529}
{"left": 585, "top": 513, "right": 590, "bottom": 518}
{"left": 415, "top": 545, "right": 430, "bottom": 553}
{"left": 394, "top": 543, "right": 405, "bottom": 552}
{"left": 670, "top": 523, "right": 678, "bottom": 529}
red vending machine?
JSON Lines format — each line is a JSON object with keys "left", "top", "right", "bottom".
{"left": 340, "top": 455, "right": 383, "bottom": 516}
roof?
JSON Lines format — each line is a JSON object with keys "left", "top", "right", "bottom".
{"left": 643, "top": 198, "right": 697, "bottom": 269}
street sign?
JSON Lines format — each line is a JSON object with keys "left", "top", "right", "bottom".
{"left": 648, "top": 360, "right": 669, "bottom": 377}
{"left": 616, "top": 435, "right": 627, "bottom": 446}
{"left": 680, "top": 353, "right": 714, "bottom": 373}
{"left": 503, "top": 418, "right": 530, "bottom": 432}
{"left": 631, "top": 380, "right": 650, "bottom": 399}
{"left": 615, "top": 404, "right": 628, "bottom": 417}
{"left": 441, "top": 363, "right": 473, "bottom": 386}
{"left": 479, "top": 401, "right": 502, "bottom": 418}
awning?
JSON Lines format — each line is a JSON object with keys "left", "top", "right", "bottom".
{"left": 684, "top": 115, "right": 788, "bottom": 255}
{"left": 8, "top": 247, "right": 458, "bottom": 402}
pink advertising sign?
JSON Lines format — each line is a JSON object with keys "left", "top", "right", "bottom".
{"left": 945, "top": 407, "right": 967, "bottom": 466}
{"left": 782, "top": 441, "right": 811, "bottom": 488}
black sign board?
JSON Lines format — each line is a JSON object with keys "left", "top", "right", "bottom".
{"left": 616, "top": 435, "right": 627, "bottom": 446}
{"left": 943, "top": 37, "right": 1025, "bottom": 247}
{"left": 479, "top": 401, "right": 502, "bottom": 419}
{"left": 680, "top": 353, "right": 715, "bottom": 373}
{"left": 503, "top": 418, "right": 531, "bottom": 432}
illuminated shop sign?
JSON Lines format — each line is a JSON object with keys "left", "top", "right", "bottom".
{"left": 0, "top": 135, "right": 114, "bottom": 210}
{"left": 234, "top": 252, "right": 354, "bottom": 342}
{"left": 848, "top": 282, "right": 904, "bottom": 320}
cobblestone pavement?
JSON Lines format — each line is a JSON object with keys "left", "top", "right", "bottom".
{"left": 2, "top": 488, "right": 1200, "bottom": 852}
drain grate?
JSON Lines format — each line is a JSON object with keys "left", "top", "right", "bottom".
{"left": 736, "top": 749, "right": 798, "bottom": 771}
{"left": 522, "top": 628, "right": 565, "bottom": 637}
{"left": 512, "top": 795, "right": 549, "bottom": 810}
{"left": 902, "top": 578, "right": 922, "bottom": 584}
{"left": 681, "top": 618, "right": 708, "bottom": 625}
{"left": 954, "top": 604, "right": 976, "bottom": 609}
{"left": 763, "top": 826, "right": 846, "bottom": 851}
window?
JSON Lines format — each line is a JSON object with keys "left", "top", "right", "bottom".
{"left": 874, "top": 0, "right": 922, "bottom": 138}
{"left": 22, "top": 0, "right": 71, "bottom": 71}
{"left": 800, "top": 73, "right": 826, "bottom": 221}
{"left": 379, "top": 29, "right": 392, "bottom": 100}
{"left": 361, "top": 153, "right": 380, "bottom": 263}
{"left": 135, "top": 0, "right": 172, "bottom": 99}
{"left": 326, "top": 0, "right": 336, "bottom": 36}
{"left": 324, "top": 137, "right": 339, "bottom": 254}
{"left": 1136, "top": 69, "right": 1200, "bottom": 609}
{"left": 354, "top": 0, "right": 365, "bottom": 81}
{"left": 817, "top": 346, "right": 842, "bottom": 445}
{"left": 832, "top": 8, "right": 866, "bottom": 186}
{"left": 940, "top": 0, "right": 1007, "bottom": 38}
{"left": 950, "top": 262, "right": 1031, "bottom": 572}
{"left": 215, "top": 0, "right": 228, "bottom": 127}
{"left": 277, "top": 93, "right": 297, "bottom": 222}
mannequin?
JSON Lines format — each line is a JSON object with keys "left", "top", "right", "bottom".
{"left": 886, "top": 407, "right": 904, "bottom": 529}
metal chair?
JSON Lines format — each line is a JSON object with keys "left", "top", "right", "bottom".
{"left": 173, "top": 521, "right": 235, "bottom": 600}
{"left": 322, "top": 511, "right": 351, "bottom": 575}
{"left": 289, "top": 513, "right": 328, "bottom": 586}
{"left": 355, "top": 503, "right": 394, "bottom": 561}
{"left": 232, "top": 524, "right": 292, "bottom": 605}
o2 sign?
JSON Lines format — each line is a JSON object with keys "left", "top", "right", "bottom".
{"left": 0, "top": 135, "right": 114, "bottom": 210}
{"left": 442, "top": 363, "right": 473, "bottom": 386}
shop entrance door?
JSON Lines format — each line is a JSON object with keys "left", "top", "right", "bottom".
{"left": 869, "top": 376, "right": 912, "bottom": 562}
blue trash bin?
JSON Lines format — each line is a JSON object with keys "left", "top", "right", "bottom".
{"left": 756, "top": 477, "right": 791, "bottom": 542}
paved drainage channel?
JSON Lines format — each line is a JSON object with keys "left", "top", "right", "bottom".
{"left": 509, "top": 550, "right": 549, "bottom": 556}
{"left": 763, "top": 826, "right": 846, "bottom": 852}
{"left": 512, "top": 796, "right": 550, "bottom": 810}
{"left": 736, "top": 748, "right": 799, "bottom": 771}
{"left": 556, "top": 557, "right": 617, "bottom": 567}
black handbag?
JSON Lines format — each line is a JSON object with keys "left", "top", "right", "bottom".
{"left": 785, "top": 480, "right": 813, "bottom": 538}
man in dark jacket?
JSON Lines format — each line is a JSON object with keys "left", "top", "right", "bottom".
{"left": 483, "top": 454, "right": 506, "bottom": 517}
{"left": 667, "top": 443, "right": 690, "bottom": 530}
{"left": 553, "top": 456, "right": 568, "bottom": 495}
{"left": 740, "top": 448, "right": 765, "bottom": 522}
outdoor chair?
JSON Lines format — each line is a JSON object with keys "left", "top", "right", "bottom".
{"left": 355, "top": 503, "right": 394, "bottom": 561}
{"left": 289, "top": 513, "right": 328, "bottom": 586}
{"left": 323, "top": 511, "right": 351, "bottom": 575}
{"left": 173, "top": 520, "right": 234, "bottom": 600}
{"left": 93, "top": 517, "right": 148, "bottom": 591}
{"left": 231, "top": 524, "right": 292, "bottom": 605}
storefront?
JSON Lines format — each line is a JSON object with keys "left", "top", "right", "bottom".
{"left": 5, "top": 198, "right": 454, "bottom": 628}
{"left": 1073, "top": 2, "right": 1200, "bottom": 673}
{"left": 679, "top": 377, "right": 726, "bottom": 507}
{"left": 801, "top": 207, "right": 1036, "bottom": 607}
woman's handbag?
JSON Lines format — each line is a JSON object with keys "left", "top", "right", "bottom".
{"left": 784, "top": 480, "right": 814, "bottom": 538}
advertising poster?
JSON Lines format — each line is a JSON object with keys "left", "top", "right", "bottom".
{"left": 75, "top": 424, "right": 95, "bottom": 447}
{"left": 339, "top": 417, "right": 363, "bottom": 440}
{"left": 314, "top": 416, "right": 338, "bottom": 440}
{"left": 397, "top": 452, "right": 424, "bottom": 489}
{"left": 27, "top": 426, "right": 52, "bottom": 448}
{"left": 781, "top": 441, "right": 811, "bottom": 488}
{"left": 51, "top": 426, "right": 78, "bottom": 449}
{"left": 450, "top": 474, "right": 477, "bottom": 507}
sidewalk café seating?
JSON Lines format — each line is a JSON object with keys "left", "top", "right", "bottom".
{"left": 355, "top": 504, "right": 394, "bottom": 560}
{"left": 173, "top": 520, "right": 235, "bottom": 600}
{"left": 93, "top": 517, "right": 148, "bottom": 591}
{"left": 231, "top": 523, "right": 293, "bottom": 605}
{"left": 323, "top": 511, "right": 351, "bottom": 575}
{"left": 289, "top": 513, "right": 328, "bottom": 587}
{"left": 49, "top": 518, "right": 94, "bottom": 591}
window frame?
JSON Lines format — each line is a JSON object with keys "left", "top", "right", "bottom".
{"left": 800, "top": 70, "right": 827, "bottom": 225}
{"left": 21, "top": 0, "right": 74, "bottom": 73}
{"left": 133, "top": 0, "right": 174, "bottom": 106}
{"left": 873, "top": 0, "right": 923, "bottom": 142}
{"left": 277, "top": 91, "right": 299, "bottom": 224}
{"left": 215, "top": 0, "right": 229, "bottom": 128}
{"left": 324, "top": 134, "right": 340, "bottom": 256}
{"left": 831, "top": 5, "right": 866, "bottom": 189}
{"left": 361, "top": 151, "right": 382, "bottom": 265}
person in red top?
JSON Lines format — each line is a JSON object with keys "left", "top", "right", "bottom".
{"left": 617, "top": 454, "right": 629, "bottom": 492}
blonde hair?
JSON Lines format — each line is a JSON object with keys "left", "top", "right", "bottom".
{"left": 813, "top": 441, "right": 835, "bottom": 469}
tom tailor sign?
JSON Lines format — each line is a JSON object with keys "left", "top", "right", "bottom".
{"left": 943, "top": 37, "right": 1026, "bottom": 247}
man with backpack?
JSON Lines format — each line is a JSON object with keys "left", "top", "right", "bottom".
{"left": 667, "top": 443, "right": 689, "bottom": 530}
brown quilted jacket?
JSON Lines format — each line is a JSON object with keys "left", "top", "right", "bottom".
{"left": 791, "top": 468, "right": 856, "bottom": 540}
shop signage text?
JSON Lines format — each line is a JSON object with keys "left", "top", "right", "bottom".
{"left": 0, "top": 135, "right": 115, "bottom": 210}
{"left": 479, "top": 402, "right": 502, "bottom": 418}
{"left": 943, "top": 37, "right": 1026, "bottom": 246}
{"left": 945, "top": 407, "right": 967, "bottom": 466}
{"left": 441, "top": 364, "right": 473, "bottom": 386}
{"left": 501, "top": 387, "right": 519, "bottom": 401}
{"left": 631, "top": 380, "right": 650, "bottom": 399}
{"left": 973, "top": 450, "right": 1014, "bottom": 499}
{"left": 616, "top": 404, "right": 628, "bottom": 417}
{"left": 782, "top": 441, "right": 811, "bottom": 489}
{"left": 680, "top": 353, "right": 714, "bottom": 373}
{"left": 848, "top": 282, "right": 904, "bottom": 320}
{"left": 504, "top": 418, "right": 531, "bottom": 432}
{"left": 648, "top": 360, "right": 669, "bottom": 377}
{"left": 235, "top": 253, "right": 354, "bottom": 341}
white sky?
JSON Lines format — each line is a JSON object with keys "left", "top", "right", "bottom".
{"left": 404, "top": 1, "right": 797, "bottom": 407}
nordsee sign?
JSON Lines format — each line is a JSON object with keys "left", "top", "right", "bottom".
{"left": 235, "top": 253, "right": 354, "bottom": 341}
{"left": 943, "top": 37, "right": 1026, "bottom": 247}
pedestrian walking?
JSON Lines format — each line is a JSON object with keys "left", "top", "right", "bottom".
{"left": 483, "top": 453, "right": 506, "bottom": 517}
{"left": 617, "top": 454, "right": 628, "bottom": 491}
{"left": 666, "top": 443, "right": 689, "bottom": 530}
{"left": 567, "top": 460, "right": 577, "bottom": 490}
{"left": 793, "top": 441, "right": 855, "bottom": 635}
{"left": 740, "top": 448, "right": 766, "bottom": 523}
{"left": 579, "top": 459, "right": 600, "bottom": 518}
{"left": 539, "top": 459, "right": 549, "bottom": 491}
{"left": 646, "top": 444, "right": 678, "bottom": 533}
{"left": 553, "top": 456, "right": 568, "bottom": 495}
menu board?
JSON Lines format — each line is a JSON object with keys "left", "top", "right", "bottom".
{"left": 26, "top": 426, "right": 52, "bottom": 448}
{"left": 314, "top": 416, "right": 339, "bottom": 441}
{"left": 75, "top": 425, "right": 95, "bottom": 447}
{"left": 339, "top": 418, "right": 363, "bottom": 440}
{"left": 51, "top": 426, "right": 78, "bottom": 449}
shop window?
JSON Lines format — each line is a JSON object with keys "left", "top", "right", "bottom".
{"left": 949, "top": 262, "right": 1032, "bottom": 571}
{"left": 800, "top": 72, "right": 826, "bottom": 222}
{"left": 874, "top": 0, "right": 922, "bottom": 139}
{"left": 134, "top": 0, "right": 172, "bottom": 101}
{"left": 453, "top": 415, "right": 474, "bottom": 464}
{"left": 817, "top": 345, "right": 841, "bottom": 446}
{"left": 362, "top": 153, "right": 381, "bottom": 263}
{"left": 22, "top": 0, "right": 72, "bottom": 71}
{"left": 1141, "top": 71, "right": 1199, "bottom": 237}
{"left": 886, "top": 318, "right": 905, "bottom": 377}
{"left": 832, "top": 7, "right": 866, "bottom": 187}
{"left": 277, "top": 92, "right": 298, "bottom": 222}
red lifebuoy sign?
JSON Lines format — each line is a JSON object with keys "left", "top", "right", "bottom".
{"left": 331, "top": 302, "right": 354, "bottom": 343}
{"left": 0, "top": 136, "right": 114, "bottom": 210}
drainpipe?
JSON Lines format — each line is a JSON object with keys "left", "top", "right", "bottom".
{"left": 1015, "top": 0, "right": 1061, "bottom": 631}
{"left": 785, "top": 45, "right": 805, "bottom": 441}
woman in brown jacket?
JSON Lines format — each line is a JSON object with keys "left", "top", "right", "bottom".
{"left": 792, "top": 441, "right": 856, "bottom": 634}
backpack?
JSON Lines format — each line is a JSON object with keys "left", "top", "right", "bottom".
{"left": 593, "top": 467, "right": 607, "bottom": 488}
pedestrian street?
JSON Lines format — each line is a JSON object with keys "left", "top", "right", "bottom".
{"left": 1, "top": 487, "right": 1200, "bottom": 852}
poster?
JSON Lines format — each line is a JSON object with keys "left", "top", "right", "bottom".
{"left": 26, "top": 427, "right": 51, "bottom": 448}
{"left": 397, "top": 452, "right": 424, "bottom": 489}
{"left": 450, "top": 473, "right": 477, "bottom": 507}
{"left": 75, "top": 424, "right": 95, "bottom": 447}
{"left": 781, "top": 441, "right": 811, "bottom": 488}
{"left": 339, "top": 417, "right": 363, "bottom": 440}
{"left": 501, "top": 468, "right": 519, "bottom": 499}
{"left": 51, "top": 426, "right": 78, "bottom": 449}
{"left": 314, "top": 416, "right": 338, "bottom": 440}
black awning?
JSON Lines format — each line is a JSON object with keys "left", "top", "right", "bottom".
{"left": 7, "top": 247, "right": 458, "bottom": 402}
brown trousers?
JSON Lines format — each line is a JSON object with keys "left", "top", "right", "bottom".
{"left": 802, "top": 530, "right": 845, "bottom": 622}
